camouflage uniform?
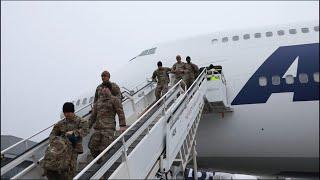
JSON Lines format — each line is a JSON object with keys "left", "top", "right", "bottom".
{"left": 89, "top": 87, "right": 126, "bottom": 159}
{"left": 94, "top": 81, "right": 122, "bottom": 102}
{"left": 172, "top": 62, "right": 187, "bottom": 90}
{"left": 152, "top": 67, "right": 171, "bottom": 100}
{"left": 184, "top": 62, "right": 199, "bottom": 88}
{"left": 46, "top": 115, "right": 89, "bottom": 180}
{"left": 172, "top": 62, "right": 186, "bottom": 83}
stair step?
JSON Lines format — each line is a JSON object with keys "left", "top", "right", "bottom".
{"left": 101, "top": 161, "right": 121, "bottom": 179}
{"left": 77, "top": 161, "right": 89, "bottom": 171}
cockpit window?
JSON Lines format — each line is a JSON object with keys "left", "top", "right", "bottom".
{"left": 138, "top": 47, "right": 157, "bottom": 57}
{"left": 139, "top": 50, "right": 149, "bottom": 56}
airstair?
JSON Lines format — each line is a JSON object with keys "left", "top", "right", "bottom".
{"left": 1, "top": 78, "right": 156, "bottom": 179}
{"left": 1, "top": 67, "right": 231, "bottom": 179}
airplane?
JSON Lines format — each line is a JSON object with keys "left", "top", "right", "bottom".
{"left": 63, "top": 20, "right": 319, "bottom": 178}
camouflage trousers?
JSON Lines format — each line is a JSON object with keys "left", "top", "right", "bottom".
{"left": 45, "top": 152, "right": 78, "bottom": 180}
{"left": 183, "top": 74, "right": 195, "bottom": 89}
{"left": 155, "top": 83, "right": 169, "bottom": 100}
{"left": 88, "top": 129, "right": 115, "bottom": 163}
{"left": 174, "top": 76, "right": 186, "bottom": 90}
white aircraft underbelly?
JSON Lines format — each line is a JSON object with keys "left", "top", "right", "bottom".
{"left": 196, "top": 93, "right": 319, "bottom": 175}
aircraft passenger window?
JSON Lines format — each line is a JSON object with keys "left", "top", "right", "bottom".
{"left": 289, "top": 29, "right": 297, "bottom": 34}
{"left": 243, "top": 34, "right": 250, "bottom": 40}
{"left": 266, "top": 32, "right": 273, "bottom": 37}
{"left": 259, "top": 76, "right": 267, "bottom": 86}
{"left": 299, "top": 73, "right": 308, "bottom": 84}
{"left": 272, "top": 75, "right": 280, "bottom": 85}
{"left": 314, "top": 72, "right": 319, "bottom": 82}
{"left": 211, "top": 39, "right": 218, "bottom": 44}
{"left": 232, "top": 36, "right": 239, "bottom": 41}
{"left": 314, "top": 26, "right": 319, "bottom": 32}
{"left": 76, "top": 99, "right": 80, "bottom": 106}
{"left": 277, "top": 30, "right": 285, "bottom": 36}
{"left": 82, "top": 98, "right": 87, "bottom": 105}
{"left": 301, "top": 28, "right": 309, "bottom": 33}
{"left": 89, "top": 96, "right": 94, "bottom": 103}
{"left": 285, "top": 75, "right": 294, "bottom": 84}
{"left": 254, "top": 33, "right": 261, "bottom": 38}
{"left": 222, "top": 37, "right": 228, "bottom": 42}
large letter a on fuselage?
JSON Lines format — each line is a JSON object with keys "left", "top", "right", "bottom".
{"left": 231, "top": 43, "right": 319, "bottom": 105}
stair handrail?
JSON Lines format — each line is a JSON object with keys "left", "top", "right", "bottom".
{"left": 73, "top": 79, "right": 185, "bottom": 179}
{"left": 2, "top": 78, "right": 156, "bottom": 156}
{"left": 78, "top": 69, "right": 207, "bottom": 179}
{"left": 1, "top": 102, "right": 93, "bottom": 156}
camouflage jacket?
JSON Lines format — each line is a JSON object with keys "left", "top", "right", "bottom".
{"left": 94, "top": 81, "right": 122, "bottom": 102}
{"left": 49, "top": 115, "right": 89, "bottom": 154}
{"left": 152, "top": 67, "right": 171, "bottom": 85}
{"left": 171, "top": 62, "right": 186, "bottom": 78}
{"left": 90, "top": 94, "right": 126, "bottom": 130}
{"left": 185, "top": 62, "right": 199, "bottom": 77}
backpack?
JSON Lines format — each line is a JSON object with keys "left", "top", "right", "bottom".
{"left": 41, "top": 136, "right": 73, "bottom": 172}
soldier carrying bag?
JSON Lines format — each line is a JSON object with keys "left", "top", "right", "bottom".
{"left": 41, "top": 136, "right": 73, "bottom": 172}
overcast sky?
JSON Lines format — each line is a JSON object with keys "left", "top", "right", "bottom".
{"left": 1, "top": 1, "right": 319, "bottom": 140}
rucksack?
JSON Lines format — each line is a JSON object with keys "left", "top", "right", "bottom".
{"left": 41, "top": 136, "right": 73, "bottom": 172}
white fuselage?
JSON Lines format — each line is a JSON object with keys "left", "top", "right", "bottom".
{"left": 72, "top": 21, "right": 319, "bottom": 177}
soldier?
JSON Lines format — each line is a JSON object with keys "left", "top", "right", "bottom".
{"left": 89, "top": 81, "right": 126, "bottom": 163}
{"left": 44, "top": 102, "right": 89, "bottom": 180}
{"left": 152, "top": 61, "right": 171, "bottom": 100}
{"left": 94, "top": 70, "right": 122, "bottom": 102}
{"left": 184, "top": 56, "right": 199, "bottom": 88}
{"left": 171, "top": 55, "right": 186, "bottom": 89}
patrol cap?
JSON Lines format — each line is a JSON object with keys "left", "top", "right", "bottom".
{"left": 63, "top": 102, "right": 75, "bottom": 113}
{"left": 101, "top": 70, "right": 110, "bottom": 77}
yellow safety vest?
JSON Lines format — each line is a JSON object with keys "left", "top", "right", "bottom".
{"left": 209, "top": 75, "right": 220, "bottom": 81}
